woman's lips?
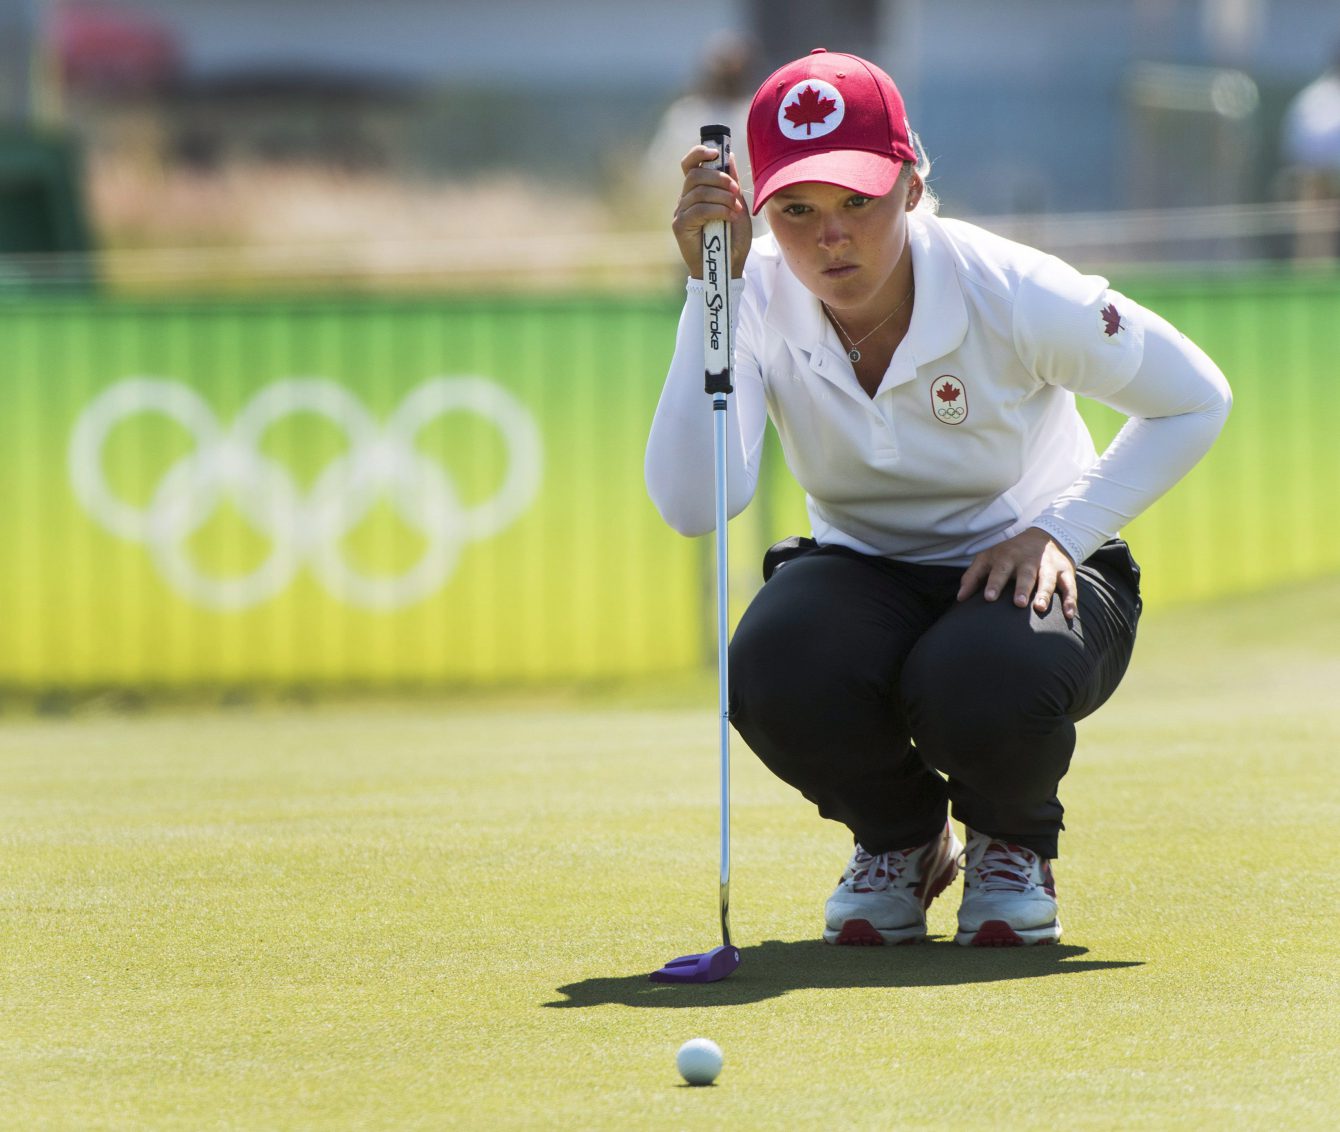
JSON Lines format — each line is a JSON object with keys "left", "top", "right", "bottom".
{"left": 822, "top": 264, "right": 858, "bottom": 278}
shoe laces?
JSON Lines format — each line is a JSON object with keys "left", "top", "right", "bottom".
{"left": 961, "top": 836, "right": 1042, "bottom": 894}
{"left": 843, "top": 844, "right": 916, "bottom": 893}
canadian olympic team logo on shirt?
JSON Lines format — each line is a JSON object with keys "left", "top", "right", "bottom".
{"left": 931, "top": 375, "right": 968, "bottom": 425}
{"left": 777, "top": 79, "right": 845, "bottom": 140}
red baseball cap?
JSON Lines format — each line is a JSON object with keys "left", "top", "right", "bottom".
{"left": 747, "top": 49, "right": 916, "bottom": 215}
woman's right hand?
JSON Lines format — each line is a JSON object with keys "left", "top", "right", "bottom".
{"left": 672, "top": 145, "right": 752, "bottom": 280}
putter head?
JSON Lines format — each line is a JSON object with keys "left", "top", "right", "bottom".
{"left": 649, "top": 944, "right": 740, "bottom": 984}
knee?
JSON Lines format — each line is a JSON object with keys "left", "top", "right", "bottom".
{"left": 730, "top": 614, "right": 833, "bottom": 720}
{"left": 902, "top": 625, "right": 1071, "bottom": 734}
{"left": 729, "top": 608, "right": 884, "bottom": 732}
{"left": 900, "top": 640, "right": 1070, "bottom": 784}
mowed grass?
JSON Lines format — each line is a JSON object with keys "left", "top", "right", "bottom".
{"left": 2, "top": 581, "right": 1338, "bottom": 1130}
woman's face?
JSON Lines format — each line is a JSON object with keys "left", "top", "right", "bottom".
{"left": 763, "top": 172, "right": 920, "bottom": 315}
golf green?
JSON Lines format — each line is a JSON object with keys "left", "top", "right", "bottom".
{"left": 2, "top": 580, "right": 1337, "bottom": 1129}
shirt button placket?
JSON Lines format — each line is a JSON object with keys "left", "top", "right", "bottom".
{"left": 870, "top": 407, "right": 898, "bottom": 461}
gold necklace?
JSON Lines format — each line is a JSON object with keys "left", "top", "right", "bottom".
{"left": 824, "top": 283, "right": 915, "bottom": 363}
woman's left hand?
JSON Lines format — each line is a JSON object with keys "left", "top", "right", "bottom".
{"left": 957, "top": 527, "right": 1078, "bottom": 619}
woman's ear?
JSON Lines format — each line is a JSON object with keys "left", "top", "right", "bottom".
{"left": 905, "top": 172, "right": 923, "bottom": 212}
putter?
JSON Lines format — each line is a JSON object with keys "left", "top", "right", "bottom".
{"left": 651, "top": 125, "right": 742, "bottom": 984}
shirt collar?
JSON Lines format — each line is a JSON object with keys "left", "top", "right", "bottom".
{"left": 762, "top": 244, "right": 828, "bottom": 354}
{"left": 904, "top": 214, "right": 969, "bottom": 366}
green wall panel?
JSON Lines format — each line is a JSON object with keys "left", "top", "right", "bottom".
{"left": 0, "top": 297, "right": 698, "bottom": 686}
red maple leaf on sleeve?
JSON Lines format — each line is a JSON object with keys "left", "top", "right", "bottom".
{"left": 1101, "top": 303, "right": 1123, "bottom": 337}
{"left": 935, "top": 382, "right": 961, "bottom": 402}
{"left": 783, "top": 85, "right": 839, "bottom": 134}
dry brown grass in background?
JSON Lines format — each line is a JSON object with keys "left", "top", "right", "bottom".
{"left": 86, "top": 153, "right": 613, "bottom": 248}
{"left": 81, "top": 152, "right": 676, "bottom": 293}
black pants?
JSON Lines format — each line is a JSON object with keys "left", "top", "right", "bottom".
{"left": 728, "top": 539, "right": 1142, "bottom": 859}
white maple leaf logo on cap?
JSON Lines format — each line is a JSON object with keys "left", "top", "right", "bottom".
{"left": 778, "top": 79, "right": 845, "bottom": 140}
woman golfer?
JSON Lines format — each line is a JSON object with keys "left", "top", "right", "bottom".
{"left": 646, "top": 49, "right": 1231, "bottom": 947}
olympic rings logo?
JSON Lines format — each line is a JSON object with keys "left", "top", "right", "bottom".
{"left": 68, "top": 376, "right": 543, "bottom": 611}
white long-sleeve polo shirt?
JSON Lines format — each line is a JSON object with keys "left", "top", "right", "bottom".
{"left": 645, "top": 213, "right": 1231, "bottom": 567}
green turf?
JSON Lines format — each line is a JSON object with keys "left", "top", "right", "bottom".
{"left": 2, "top": 582, "right": 1338, "bottom": 1129}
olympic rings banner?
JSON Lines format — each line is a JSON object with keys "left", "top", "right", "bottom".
{"left": 0, "top": 297, "right": 702, "bottom": 686}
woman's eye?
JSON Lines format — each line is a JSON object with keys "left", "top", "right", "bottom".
{"left": 847, "top": 196, "right": 871, "bottom": 208}
{"left": 782, "top": 204, "right": 809, "bottom": 216}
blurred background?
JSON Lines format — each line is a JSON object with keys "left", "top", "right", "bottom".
{"left": 1, "top": 0, "right": 1338, "bottom": 697}
{"left": 5, "top": 0, "right": 1340, "bottom": 287}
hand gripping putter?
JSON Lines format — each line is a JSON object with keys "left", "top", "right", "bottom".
{"left": 651, "top": 125, "right": 742, "bottom": 984}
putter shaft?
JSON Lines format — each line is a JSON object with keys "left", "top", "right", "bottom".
{"left": 714, "top": 396, "right": 731, "bottom": 949}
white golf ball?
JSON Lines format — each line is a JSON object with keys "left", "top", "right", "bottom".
{"left": 676, "top": 1037, "right": 723, "bottom": 1086}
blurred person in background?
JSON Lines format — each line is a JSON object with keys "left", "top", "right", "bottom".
{"left": 640, "top": 31, "right": 760, "bottom": 220}
{"left": 1282, "top": 42, "right": 1340, "bottom": 259}
{"left": 647, "top": 50, "right": 1231, "bottom": 948}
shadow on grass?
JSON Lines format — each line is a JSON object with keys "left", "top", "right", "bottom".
{"left": 544, "top": 938, "right": 1143, "bottom": 1008}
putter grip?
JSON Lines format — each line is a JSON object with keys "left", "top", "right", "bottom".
{"left": 700, "top": 124, "right": 733, "bottom": 396}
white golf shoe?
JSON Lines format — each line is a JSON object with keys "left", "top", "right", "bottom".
{"left": 955, "top": 829, "right": 1062, "bottom": 946}
{"left": 823, "top": 821, "right": 963, "bottom": 945}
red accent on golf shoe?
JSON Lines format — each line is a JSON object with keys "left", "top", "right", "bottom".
{"left": 834, "top": 919, "right": 886, "bottom": 946}
{"left": 918, "top": 854, "right": 960, "bottom": 908}
{"left": 965, "top": 919, "right": 1060, "bottom": 947}
{"left": 833, "top": 919, "right": 926, "bottom": 946}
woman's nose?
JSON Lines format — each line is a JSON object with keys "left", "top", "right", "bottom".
{"left": 817, "top": 218, "right": 849, "bottom": 252}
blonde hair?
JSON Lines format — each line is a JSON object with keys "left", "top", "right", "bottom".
{"left": 904, "top": 131, "right": 939, "bottom": 216}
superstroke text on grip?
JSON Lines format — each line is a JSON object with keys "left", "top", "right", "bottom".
{"left": 704, "top": 230, "right": 727, "bottom": 355}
